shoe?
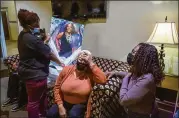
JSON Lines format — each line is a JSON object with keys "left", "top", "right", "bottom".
{"left": 11, "top": 104, "right": 25, "bottom": 112}
{"left": 1, "top": 98, "right": 18, "bottom": 107}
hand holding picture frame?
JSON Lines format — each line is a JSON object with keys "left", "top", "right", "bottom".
{"left": 48, "top": 17, "right": 85, "bottom": 73}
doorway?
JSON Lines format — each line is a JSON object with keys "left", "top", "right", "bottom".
{"left": 1, "top": 8, "right": 10, "bottom": 40}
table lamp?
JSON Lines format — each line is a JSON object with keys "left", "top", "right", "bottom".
{"left": 147, "top": 16, "right": 178, "bottom": 71}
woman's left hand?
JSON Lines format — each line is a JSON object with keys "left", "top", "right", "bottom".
{"left": 60, "top": 62, "right": 65, "bottom": 67}
{"left": 44, "top": 34, "right": 50, "bottom": 44}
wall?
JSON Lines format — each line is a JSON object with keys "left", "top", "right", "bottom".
{"left": 83, "top": 1, "right": 178, "bottom": 75}
{"left": 15, "top": 1, "right": 52, "bottom": 33}
{"left": 1, "top": 1, "right": 19, "bottom": 40}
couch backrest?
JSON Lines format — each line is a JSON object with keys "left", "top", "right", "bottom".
{"left": 4, "top": 54, "right": 131, "bottom": 73}
{"left": 92, "top": 56, "right": 130, "bottom": 72}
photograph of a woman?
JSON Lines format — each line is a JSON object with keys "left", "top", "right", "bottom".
{"left": 49, "top": 17, "right": 84, "bottom": 66}
{"left": 56, "top": 23, "right": 78, "bottom": 58}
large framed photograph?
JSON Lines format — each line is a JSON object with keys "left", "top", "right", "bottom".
{"left": 51, "top": 0, "right": 107, "bottom": 24}
{"left": 48, "top": 17, "right": 85, "bottom": 79}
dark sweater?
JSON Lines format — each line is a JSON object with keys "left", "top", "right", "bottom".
{"left": 17, "top": 31, "right": 51, "bottom": 81}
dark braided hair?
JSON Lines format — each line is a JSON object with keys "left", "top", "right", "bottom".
{"left": 131, "top": 43, "right": 164, "bottom": 85}
{"left": 18, "top": 9, "right": 40, "bottom": 29}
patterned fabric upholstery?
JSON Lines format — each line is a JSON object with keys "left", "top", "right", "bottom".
{"left": 89, "top": 57, "right": 130, "bottom": 118}
{"left": 90, "top": 76, "right": 126, "bottom": 118}
{"left": 3, "top": 54, "right": 19, "bottom": 73}
{"left": 47, "top": 84, "right": 55, "bottom": 108}
{"left": 92, "top": 56, "right": 127, "bottom": 72}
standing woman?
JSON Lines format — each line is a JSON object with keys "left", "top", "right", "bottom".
{"left": 17, "top": 9, "right": 64, "bottom": 118}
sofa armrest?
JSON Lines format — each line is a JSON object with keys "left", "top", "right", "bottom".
{"left": 3, "top": 54, "right": 19, "bottom": 73}
{"left": 89, "top": 75, "right": 126, "bottom": 118}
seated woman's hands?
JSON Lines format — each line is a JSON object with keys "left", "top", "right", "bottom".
{"left": 58, "top": 104, "right": 67, "bottom": 118}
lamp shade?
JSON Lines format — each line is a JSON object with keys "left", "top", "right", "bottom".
{"left": 147, "top": 22, "right": 178, "bottom": 44}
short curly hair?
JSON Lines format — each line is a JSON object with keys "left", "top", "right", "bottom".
{"left": 18, "top": 9, "right": 40, "bottom": 28}
{"left": 131, "top": 43, "right": 164, "bottom": 85}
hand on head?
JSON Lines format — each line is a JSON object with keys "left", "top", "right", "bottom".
{"left": 78, "top": 50, "right": 92, "bottom": 65}
{"left": 76, "top": 50, "right": 93, "bottom": 71}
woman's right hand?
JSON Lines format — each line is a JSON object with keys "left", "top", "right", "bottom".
{"left": 58, "top": 104, "right": 67, "bottom": 118}
{"left": 106, "top": 71, "right": 121, "bottom": 79}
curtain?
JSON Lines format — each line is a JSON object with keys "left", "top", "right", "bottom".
{"left": 0, "top": 16, "right": 7, "bottom": 59}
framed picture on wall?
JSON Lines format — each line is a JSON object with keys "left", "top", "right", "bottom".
{"left": 51, "top": 0, "right": 107, "bottom": 24}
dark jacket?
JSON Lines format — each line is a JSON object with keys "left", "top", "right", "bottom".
{"left": 17, "top": 31, "right": 51, "bottom": 81}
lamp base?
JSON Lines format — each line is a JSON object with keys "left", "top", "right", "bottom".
{"left": 159, "top": 44, "right": 165, "bottom": 72}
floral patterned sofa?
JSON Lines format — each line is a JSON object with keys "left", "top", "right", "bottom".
{"left": 4, "top": 54, "right": 131, "bottom": 118}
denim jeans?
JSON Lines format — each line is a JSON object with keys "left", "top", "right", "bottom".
{"left": 26, "top": 78, "right": 47, "bottom": 118}
{"left": 47, "top": 101, "right": 86, "bottom": 118}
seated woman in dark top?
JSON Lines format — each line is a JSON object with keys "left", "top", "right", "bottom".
{"left": 107, "top": 43, "right": 164, "bottom": 118}
{"left": 17, "top": 9, "right": 64, "bottom": 118}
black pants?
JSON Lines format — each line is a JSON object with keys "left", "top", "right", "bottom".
{"left": 7, "top": 72, "right": 27, "bottom": 105}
